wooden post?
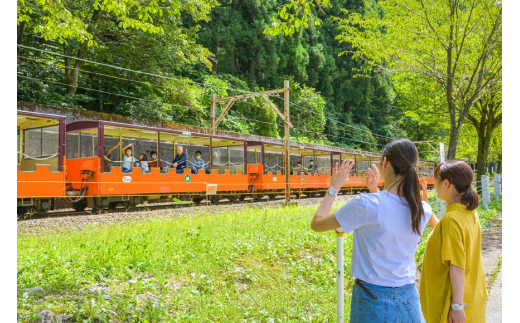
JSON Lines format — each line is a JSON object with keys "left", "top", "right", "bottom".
{"left": 284, "top": 80, "right": 291, "bottom": 203}
{"left": 211, "top": 93, "right": 216, "bottom": 135}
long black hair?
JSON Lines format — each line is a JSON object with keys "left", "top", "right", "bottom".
{"left": 382, "top": 138, "right": 424, "bottom": 235}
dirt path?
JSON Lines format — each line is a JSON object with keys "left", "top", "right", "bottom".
{"left": 482, "top": 213, "right": 502, "bottom": 322}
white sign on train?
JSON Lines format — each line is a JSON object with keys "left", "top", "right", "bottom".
{"left": 206, "top": 184, "right": 218, "bottom": 195}
{"left": 123, "top": 176, "right": 132, "bottom": 183}
{"left": 182, "top": 131, "right": 191, "bottom": 136}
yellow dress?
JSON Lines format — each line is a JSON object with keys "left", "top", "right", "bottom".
{"left": 420, "top": 203, "right": 487, "bottom": 322}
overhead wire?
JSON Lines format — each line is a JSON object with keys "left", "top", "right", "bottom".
{"left": 272, "top": 95, "right": 395, "bottom": 141}
{"left": 18, "top": 74, "right": 274, "bottom": 128}
{"left": 18, "top": 44, "right": 255, "bottom": 94}
{"left": 18, "top": 44, "right": 395, "bottom": 143}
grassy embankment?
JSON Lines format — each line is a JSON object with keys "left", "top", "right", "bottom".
{"left": 18, "top": 191, "right": 502, "bottom": 322}
{"left": 18, "top": 202, "right": 354, "bottom": 322}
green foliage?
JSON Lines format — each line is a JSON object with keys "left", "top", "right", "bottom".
{"left": 18, "top": 202, "right": 355, "bottom": 321}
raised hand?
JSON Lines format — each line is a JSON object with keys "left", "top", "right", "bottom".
{"left": 330, "top": 160, "right": 355, "bottom": 191}
{"left": 367, "top": 164, "right": 380, "bottom": 193}
{"left": 421, "top": 180, "right": 428, "bottom": 201}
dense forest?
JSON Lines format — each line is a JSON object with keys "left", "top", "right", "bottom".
{"left": 16, "top": 0, "right": 501, "bottom": 171}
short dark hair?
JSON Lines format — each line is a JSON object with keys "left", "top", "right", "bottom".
{"left": 150, "top": 150, "right": 157, "bottom": 156}
{"left": 195, "top": 150, "right": 202, "bottom": 155}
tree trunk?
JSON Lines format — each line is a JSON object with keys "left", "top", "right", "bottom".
{"left": 447, "top": 119, "right": 463, "bottom": 159}
{"left": 64, "top": 9, "right": 102, "bottom": 96}
{"left": 496, "top": 153, "right": 502, "bottom": 174}
{"left": 475, "top": 131, "right": 492, "bottom": 193}
{"left": 17, "top": 21, "right": 25, "bottom": 44}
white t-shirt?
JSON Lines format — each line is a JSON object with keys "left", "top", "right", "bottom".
{"left": 141, "top": 161, "right": 149, "bottom": 173}
{"left": 122, "top": 156, "right": 135, "bottom": 170}
{"left": 334, "top": 190, "right": 432, "bottom": 287}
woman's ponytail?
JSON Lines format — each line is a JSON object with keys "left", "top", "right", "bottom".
{"left": 400, "top": 166, "right": 424, "bottom": 235}
{"left": 381, "top": 139, "right": 424, "bottom": 235}
{"left": 461, "top": 186, "right": 479, "bottom": 211}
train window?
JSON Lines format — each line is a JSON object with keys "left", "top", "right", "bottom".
{"left": 66, "top": 132, "right": 79, "bottom": 159}
{"left": 103, "top": 134, "right": 120, "bottom": 165}
{"left": 316, "top": 155, "right": 331, "bottom": 175}
{"left": 80, "top": 132, "right": 98, "bottom": 158}
{"left": 332, "top": 155, "right": 340, "bottom": 169}
{"left": 264, "top": 150, "right": 284, "bottom": 174}
{"left": 23, "top": 126, "right": 59, "bottom": 159}
{"left": 212, "top": 147, "right": 228, "bottom": 174}
{"left": 42, "top": 126, "right": 59, "bottom": 156}
{"left": 229, "top": 146, "right": 245, "bottom": 175}
{"left": 247, "top": 146, "right": 261, "bottom": 164}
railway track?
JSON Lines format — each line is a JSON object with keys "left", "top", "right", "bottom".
{"left": 17, "top": 190, "right": 360, "bottom": 221}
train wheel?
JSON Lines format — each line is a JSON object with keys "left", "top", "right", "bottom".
{"left": 210, "top": 195, "right": 221, "bottom": 205}
{"left": 267, "top": 194, "right": 276, "bottom": 201}
{"left": 72, "top": 200, "right": 87, "bottom": 212}
{"left": 17, "top": 207, "right": 28, "bottom": 217}
{"left": 319, "top": 191, "right": 325, "bottom": 197}
{"left": 253, "top": 194, "right": 264, "bottom": 202}
{"left": 192, "top": 197, "right": 204, "bottom": 205}
{"left": 108, "top": 202, "right": 119, "bottom": 210}
{"left": 228, "top": 196, "right": 239, "bottom": 203}
{"left": 238, "top": 195, "right": 247, "bottom": 201}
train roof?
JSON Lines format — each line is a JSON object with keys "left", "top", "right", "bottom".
{"left": 19, "top": 101, "right": 382, "bottom": 158}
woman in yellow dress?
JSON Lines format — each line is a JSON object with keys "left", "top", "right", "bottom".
{"left": 420, "top": 160, "right": 487, "bottom": 322}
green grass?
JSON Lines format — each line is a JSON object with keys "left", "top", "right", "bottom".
{"left": 487, "top": 255, "right": 502, "bottom": 294}
{"left": 18, "top": 202, "right": 354, "bottom": 322}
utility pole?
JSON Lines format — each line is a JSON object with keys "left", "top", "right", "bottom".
{"left": 284, "top": 80, "right": 291, "bottom": 203}
{"left": 211, "top": 93, "right": 216, "bottom": 135}
{"left": 210, "top": 82, "right": 293, "bottom": 203}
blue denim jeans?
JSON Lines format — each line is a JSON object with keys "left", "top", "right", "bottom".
{"left": 350, "top": 279, "right": 426, "bottom": 323}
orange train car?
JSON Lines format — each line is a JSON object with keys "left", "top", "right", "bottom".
{"left": 62, "top": 119, "right": 436, "bottom": 212}
{"left": 17, "top": 110, "right": 437, "bottom": 214}
{"left": 17, "top": 111, "right": 66, "bottom": 215}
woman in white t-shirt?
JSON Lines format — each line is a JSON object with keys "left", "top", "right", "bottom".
{"left": 311, "top": 138, "right": 437, "bottom": 322}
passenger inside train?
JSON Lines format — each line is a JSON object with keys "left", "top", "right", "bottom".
{"left": 122, "top": 144, "right": 136, "bottom": 173}
{"left": 295, "top": 161, "right": 302, "bottom": 175}
{"left": 171, "top": 145, "right": 187, "bottom": 174}
{"left": 137, "top": 153, "right": 150, "bottom": 173}
{"left": 104, "top": 141, "right": 123, "bottom": 171}
{"left": 308, "top": 159, "right": 318, "bottom": 174}
{"left": 148, "top": 151, "right": 162, "bottom": 168}
{"left": 190, "top": 150, "right": 210, "bottom": 174}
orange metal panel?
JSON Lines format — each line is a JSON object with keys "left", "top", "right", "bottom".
{"left": 17, "top": 165, "right": 66, "bottom": 198}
